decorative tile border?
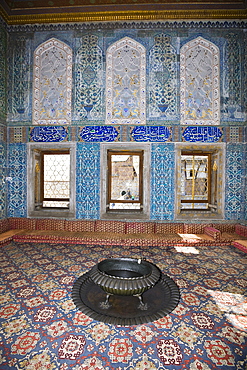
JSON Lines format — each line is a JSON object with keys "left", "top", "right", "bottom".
{"left": 0, "top": 125, "right": 6, "bottom": 142}
{"left": 9, "top": 127, "right": 27, "bottom": 143}
{"left": 6, "top": 21, "right": 247, "bottom": 33}
{"left": 225, "top": 126, "right": 242, "bottom": 143}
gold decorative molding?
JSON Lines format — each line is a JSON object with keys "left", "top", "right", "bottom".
{"left": 0, "top": 7, "right": 246, "bottom": 25}
{"left": 0, "top": 6, "right": 8, "bottom": 24}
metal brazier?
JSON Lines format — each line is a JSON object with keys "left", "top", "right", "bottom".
{"left": 89, "top": 257, "right": 161, "bottom": 298}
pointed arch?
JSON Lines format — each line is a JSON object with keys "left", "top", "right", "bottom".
{"left": 106, "top": 37, "right": 146, "bottom": 125}
{"left": 33, "top": 38, "right": 72, "bottom": 125}
{"left": 180, "top": 37, "right": 220, "bottom": 125}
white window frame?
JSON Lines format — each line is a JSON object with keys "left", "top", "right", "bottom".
{"left": 27, "top": 142, "right": 76, "bottom": 218}
{"left": 175, "top": 143, "right": 225, "bottom": 220}
{"left": 100, "top": 143, "right": 151, "bottom": 220}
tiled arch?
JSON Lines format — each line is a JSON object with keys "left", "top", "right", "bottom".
{"left": 180, "top": 36, "right": 220, "bottom": 126}
{"left": 33, "top": 38, "right": 72, "bottom": 126}
{"left": 106, "top": 37, "right": 146, "bottom": 125}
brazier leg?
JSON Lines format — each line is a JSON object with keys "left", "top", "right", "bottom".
{"left": 99, "top": 293, "right": 112, "bottom": 309}
{"left": 135, "top": 294, "right": 148, "bottom": 311}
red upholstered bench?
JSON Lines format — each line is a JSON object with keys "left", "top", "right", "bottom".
{"left": 204, "top": 226, "right": 221, "bottom": 241}
{"left": 235, "top": 224, "right": 247, "bottom": 237}
{"left": 1, "top": 217, "right": 245, "bottom": 248}
{"left": 233, "top": 240, "right": 247, "bottom": 253}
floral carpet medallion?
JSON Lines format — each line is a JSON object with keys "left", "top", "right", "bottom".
{"left": 0, "top": 241, "right": 246, "bottom": 369}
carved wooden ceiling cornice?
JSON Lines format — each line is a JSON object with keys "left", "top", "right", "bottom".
{"left": 0, "top": 1, "right": 246, "bottom": 25}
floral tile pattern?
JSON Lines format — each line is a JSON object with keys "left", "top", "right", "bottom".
{"left": 0, "top": 142, "right": 7, "bottom": 219}
{"left": 7, "top": 143, "right": 27, "bottom": 218}
{"left": 0, "top": 241, "right": 246, "bottom": 369}
{"left": 76, "top": 142, "right": 100, "bottom": 219}
{"left": 151, "top": 143, "right": 175, "bottom": 220}
{"left": 225, "top": 143, "right": 245, "bottom": 220}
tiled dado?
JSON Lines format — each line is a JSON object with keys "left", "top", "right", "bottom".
{"left": 4, "top": 141, "right": 247, "bottom": 221}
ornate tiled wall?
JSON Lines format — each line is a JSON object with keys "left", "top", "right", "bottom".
{"left": 0, "top": 23, "right": 7, "bottom": 219}
{"left": 225, "top": 144, "right": 245, "bottom": 220}
{"left": 0, "top": 139, "right": 7, "bottom": 219}
{"left": 76, "top": 143, "right": 100, "bottom": 219}
{"left": 0, "top": 26, "right": 6, "bottom": 119}
{"left": 245, "top": 139, "right": 247, "bottom": 221}
{"left": 2, "top": 20, "right": 247, "bottom": 221}
{"left": 7, "top": 144, "right": 27, "bottom": 218}
{"left": 151, "top": 143, "right": 175, "bottom": 220}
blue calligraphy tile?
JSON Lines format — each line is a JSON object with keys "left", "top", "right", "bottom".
{"left": 30, "top": 126, "right": 68, "bottom": 142}
{"left": 79, "top": 126, "right": 119, "bottom": 142}
{"left": 183, "top": 126, "right": 222, "bottom": 142}
{"left": 131, "top": 126, "right": 170, "bottom": 142}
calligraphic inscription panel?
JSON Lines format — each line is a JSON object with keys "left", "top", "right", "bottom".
{"left": 182, "top": 126, "right": 222, "bottom": 142}
{"left": 131, "top": 126, "right": 171, "bottom": 142}
{"left": 79, "top": 126, "right": 119, "bottom": 142}
{"left": 180, "top": 37, "right": 220, "bottom": 125}
{"left": 106, "top": 37, "right": 146, "bottom": 125}
{"left": 33, "top": 38, "right": 72, "bottom": 125}
{"left": 30, "top": 126, "right": 68, "bottom": 142}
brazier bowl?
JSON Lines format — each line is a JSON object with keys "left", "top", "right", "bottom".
{"left": 89, "top": 257, "right": 161, "bottom": 296}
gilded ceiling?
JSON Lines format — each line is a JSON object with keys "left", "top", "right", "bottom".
{"left": 0, "top": 0, "right": 246, "bottom": 24}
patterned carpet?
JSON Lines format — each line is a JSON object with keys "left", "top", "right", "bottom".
{"left": 0, "top": 241, "right": 246, "bottom": 369}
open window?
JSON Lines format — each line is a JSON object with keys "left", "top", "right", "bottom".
{"left": 35, "top": 150, "right": 70, "bottom": 209}
{"left": 28, "top": 143, "right": 76, "bottom": 218}
{"left": 175, "top": 143, "right": 225, "bottom": 220}
{"left": 180, "top": 151, "right": 217, "bottom": 211}
{"left": 100, "top": 143, "right": 150, "bottom": 220}
{"left": 107, "top": 150, "right": 143, "bottom": 211}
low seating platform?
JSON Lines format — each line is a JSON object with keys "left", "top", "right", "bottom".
{"left": 0, "top": 218, "right": 247, "bottom": 251}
